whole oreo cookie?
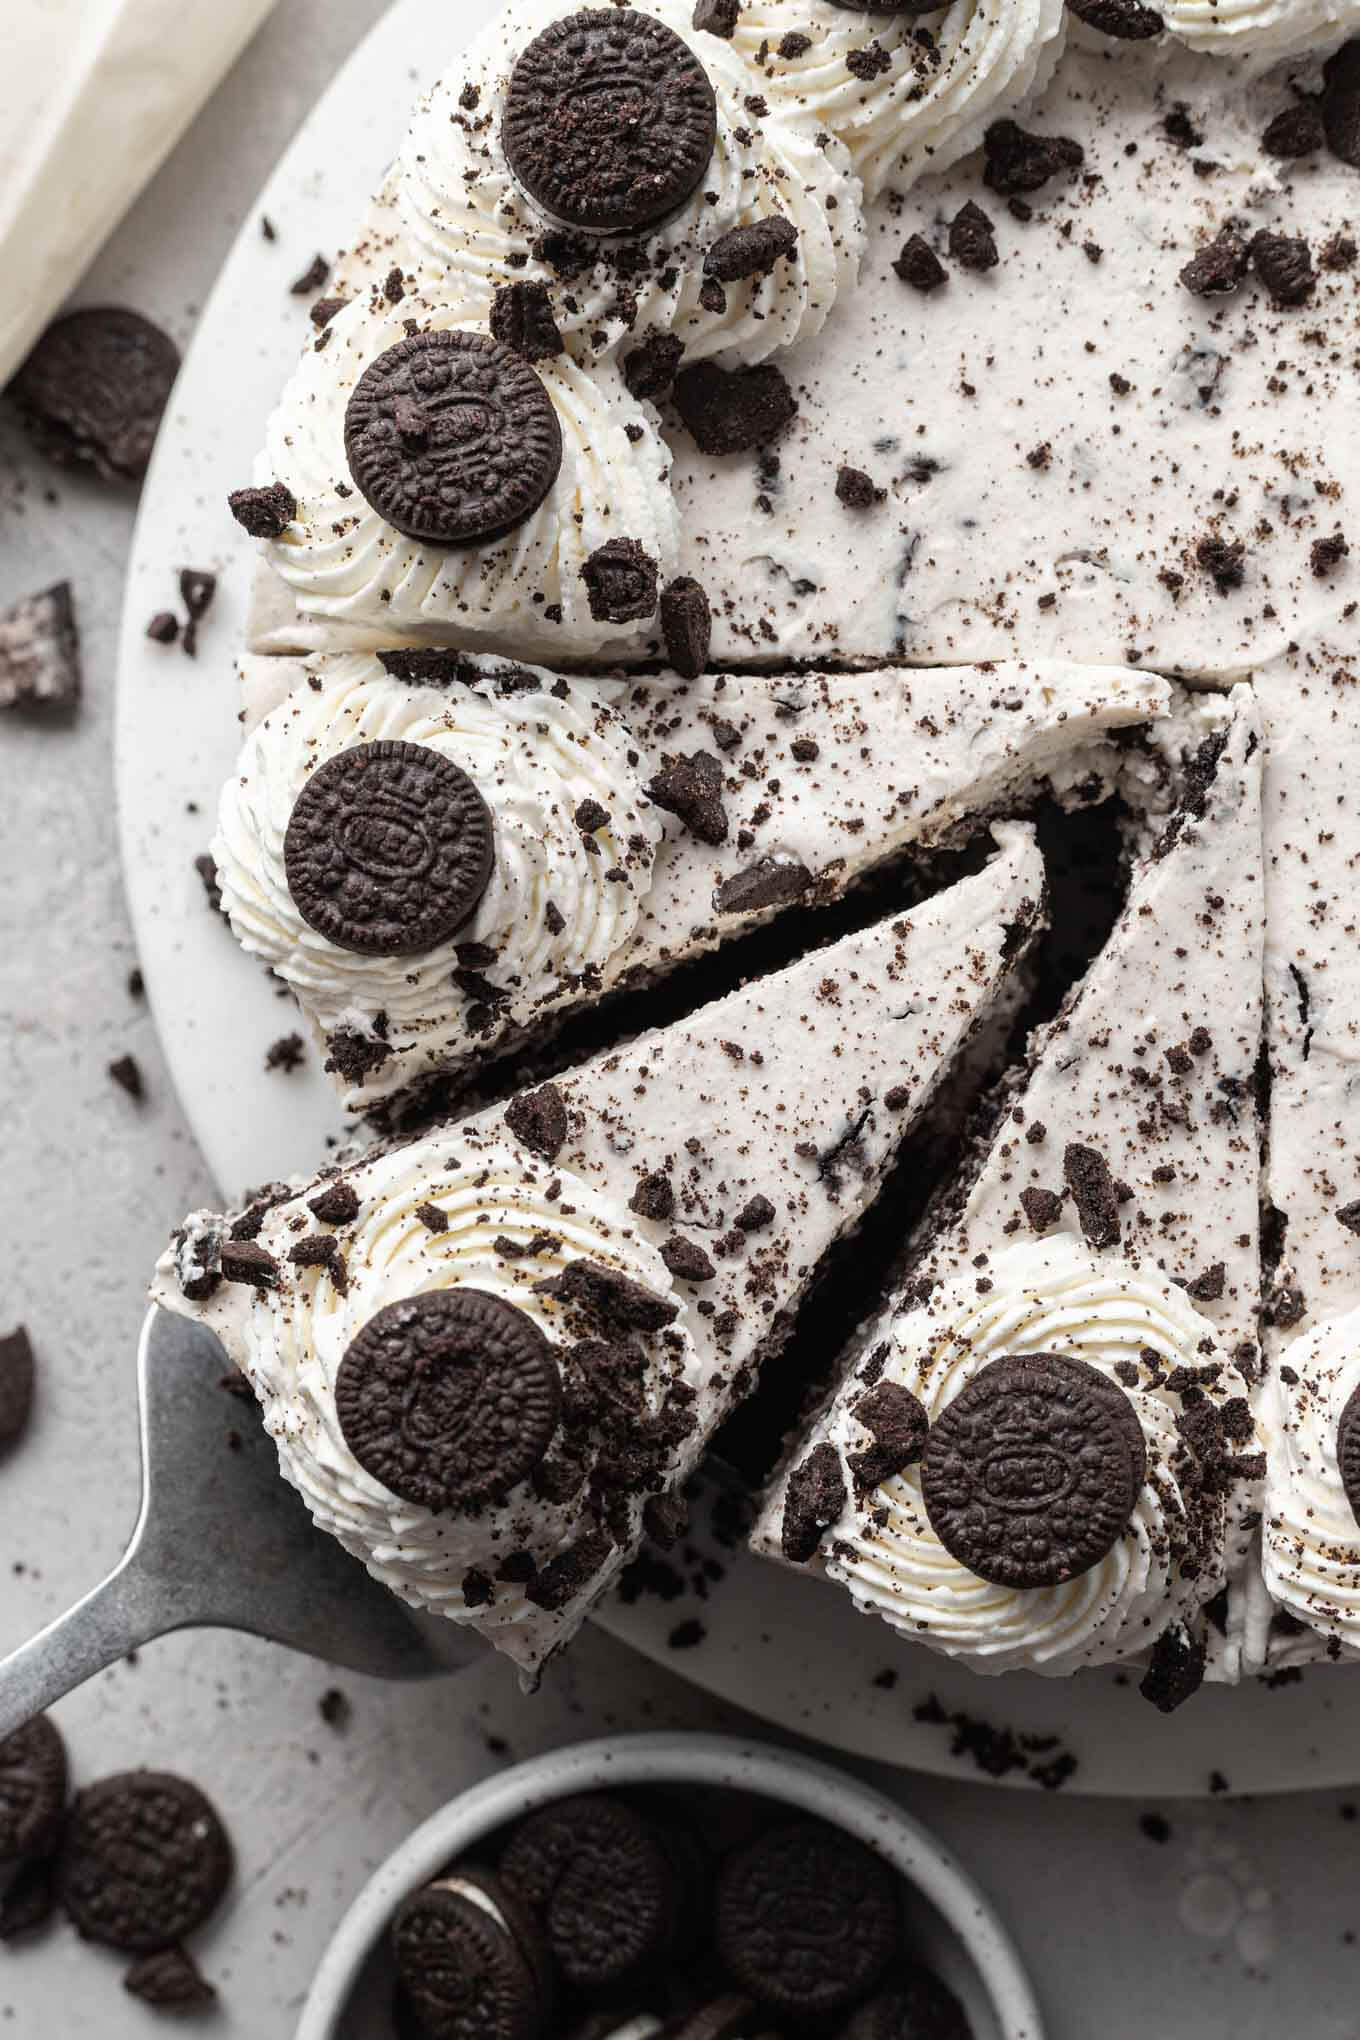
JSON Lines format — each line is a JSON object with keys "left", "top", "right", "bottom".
{"left": 58, "top": 1772, "right": 232, "bottom": 1953}
{"left": 336, "top": 1290, "right": 562, "bottom": 1512}
{"left": 392, "top": 1877, "right": 546, "bottom": 2040}
{"left": 503, "top": 10, "right": 718, "bottom": 235}
{"left": 0, "top": 1715, "right": 68, "bottom": 1867}
{"left": 284, "top": 740, "right": 494, "bottom": 956}
{"left": 344, "top": 331, "right": 562, "bottom": 547}
{"left": 12, "top": 308, "right": 179, "bottom": 481}
{"left": 921, "top": 1352, "right": 1148, "bottom": 1589}
{"left": 500, "top": 1794, "right": 675, "bottom": 1989}
{"left": 1336, "top": 1380, "right": 1360, "bottom": 1527}
{"left": 716, "top": 1820, "right": 899, "bottom": 2016}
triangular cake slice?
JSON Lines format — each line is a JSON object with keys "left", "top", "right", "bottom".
{"left": 1258, "top": 655, "right": 1360, "bottom": 1667}
{"left": 754, "top": 685, "right": 1267, "bottom": 1707}
{"left": 213, "top": 650, "right": 1165, "bottom": 1112}
{"left": 151, "top": 828, "right": 1043, "bottom": 1677}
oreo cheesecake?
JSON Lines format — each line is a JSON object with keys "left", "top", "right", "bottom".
{"left": 153, "top": 834, "right": 1042, "bottom": 1672}
{"left": 753, "top": 690, "right": 1268, "bottom": 1706}
{"left": 214, "top": 651, "right": 1162, "bottom": 1109}
{"left": 175, "top": 0, "right": 1360, "bottom": 1701}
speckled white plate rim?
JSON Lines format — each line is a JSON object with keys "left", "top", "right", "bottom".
{"left": 295, "top": 1731, "right": 1045, "bottom": 2040}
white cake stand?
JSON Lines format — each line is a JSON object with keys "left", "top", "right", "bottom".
{"left": 115, "top": 0, "right": 1359, "bottom": 1796}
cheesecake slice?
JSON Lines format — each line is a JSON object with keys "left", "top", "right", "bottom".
{"left": 1258, "top": 650, "right": 1360, "bottom": 1665}
{"left": 754, "top": 685, "right": 1267, "bottom": 1705}
{"left": 211, "top": 651, "right": 1166, "bottom": 1111}
{"left": 151, "top": 828, "right": 1043, "bottom": 1676}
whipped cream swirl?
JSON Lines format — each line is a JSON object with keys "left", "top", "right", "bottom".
{"left": 398, "top": 0, "right": 864, "bottom": 364}
{"left": 1159, "top": 0, "right": 1360, "bottom": 61}
{"left": 823, "top": 1237, "right": 1245, "bottom": 1676}
{"left": 155, "top": 1130, "right": 697, "bottom": 1667}
{"left": 257, "top": 287, "right": 677, "bottom": 659}
{"left": 214, "top": 651, "right": 661, "bottom": 1058}
{"left": 1264, "top": 1307, "right": 1360, "bottom": 1657}
{"left": 723, "top": 0, "right": 1067, "bottom": 201}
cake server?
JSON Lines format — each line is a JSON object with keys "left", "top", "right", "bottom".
{"left": 0, "top": 1306, "right": 479, "bottom": 1742}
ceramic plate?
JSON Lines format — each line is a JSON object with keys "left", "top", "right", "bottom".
{"left": 115, "top": 0, "right": 1359, "bottom": 1797}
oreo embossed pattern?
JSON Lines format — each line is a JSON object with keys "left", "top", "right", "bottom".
{"left": 379, "top": 1786, "right": 971, "bottom": 2040}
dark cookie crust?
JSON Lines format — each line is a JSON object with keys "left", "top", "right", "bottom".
{"left": 344, "top": 332, "right": 562, "bottom": 547}
{"left": 336, "top": 1290, "right": 562, "bottom": 1512}
{"left": 921, "top": 1352, "right": 1148, "bottom": 1589}
{"left": 503, "top": 10, "right": 717, "bottom": 235}
{"left": 284, "top": 740, "right": 494, "bottom": 957}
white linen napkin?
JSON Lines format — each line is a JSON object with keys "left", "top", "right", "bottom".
{"left": 0, "top": 0, "right": 279, "bottom": 387}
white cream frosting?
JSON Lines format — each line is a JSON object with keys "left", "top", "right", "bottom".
{"left": 1263, "top": 1307, "right": 1360, "bottom": 1657}
{"left": 153, "top": 1128, "right": 698, "bottom": 1661}
{"left": 1160, "top": 0, "right": 1360, "bottom": 61}
{"left": 398, "top": 0, "right": 864, "bottom": 363}
{"left": 213, "top": 651, "right": 661, "bottom": 1057}
{"left": 257, "top": 286, "right": 677, "bottom": 660}
{"left": 818, "top": 1237, "right": 1246, "bottom": 1675}
{"left": 723, "top": 0, "right": 1067, "bottom": 200}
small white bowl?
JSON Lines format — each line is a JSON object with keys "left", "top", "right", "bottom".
{"left": 298, "top": 1732, "right": 1044, "bottom": 2040}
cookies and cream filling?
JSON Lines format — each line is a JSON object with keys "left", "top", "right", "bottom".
{"left": 754, "top": 688, "right": 1267, "bottom": 1697}
{"left": 152, "top": 830, "right": 1044, "bottom": 1673}
{"left": 216, "top": 651, "right": 1166, "bottom": 1108}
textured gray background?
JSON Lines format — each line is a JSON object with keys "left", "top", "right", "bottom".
{"left": 2, "top": 3, "right": 1360, "bottom": 2033}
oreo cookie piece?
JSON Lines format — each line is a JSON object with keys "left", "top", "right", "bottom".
{"left": 124, "top": 1946, "right": 217, "bottom": 2010}
{"left": 1066, "top": 0, "right": 1165, "bottom": 36}
{"left": 673, "top": 362, "right": 797, "bottom": 456}
{"left": 283, "top": 740, "right": 494, "bottom": 956}
{"left": 335, "top": 1290, "right": 562, "bottom": 1512}
{"left": 0, "top": 582, "right": 81, "bottom": 712}
{"left": 228, "top": 481, "right": 297, "bottom": 538}
{"left": 503, "top": 11, "right": 718, "bottom": 236}
{"left": 1336, "top": 1380, "right": 1360, "bottom": 1528}
{"left": 344, "top": 332, "right": 562, "bottom": 547}
{"left": 841, "top": 1966, "right": 973, "bottom": 2040}
{"left": 500, "top": 1794, "right": 676, "bottom": 1989}
{"left": 660, "top": 575, "right": 711, "bottom": 677}
{"left": 0, "top": 1715, "right": 68, "bottom": 1867}
{"left": 716, "top": 1820, "right": 899, "bottom": 2016}
{"left": 921, "top": 1353, "right": 1147, "bottom": 1589}
{"left": 58, "top": 1772, "right": 232, "bottom": 1953}
{"left": 392, "top": 1874, "right": 547, "bottom": 2040}
{"left": 11, "top": 308, "right": 179, "bottom": 481}
{"left": 581, "top": 538, "right": 659, "bottom": 624}
{"left": 0, "top": 1325, "right": 36, "bottom": 1446}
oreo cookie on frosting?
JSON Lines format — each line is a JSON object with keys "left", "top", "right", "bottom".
{"left": 283, "top": 739, "right": 495, "bottom": 957}
{"left": 503, "top": 10, "right": 718, "bottom": 235}
{"left": 920, "top": 1352, "right": 1148, "bottom": 1589}
{"left": 344, "top": 331, "right": 562, "bottom": 546}
{"left": 336, "top": 1290, "right": 562, "bottom": 1513}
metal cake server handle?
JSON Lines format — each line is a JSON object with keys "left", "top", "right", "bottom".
{"left": 0, "top": 1308, "right": 480, "bottom": 1741}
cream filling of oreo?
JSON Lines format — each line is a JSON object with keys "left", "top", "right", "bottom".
{"left": 819, "top": 1236, "right": 1241, "bottom": 1676}
{"left": 257, "top": 289, "right": 677, "bottom": 659}
{"left": 1263, "top": 1307, "right": 1360, "bottom": 1655}
{"left": 399, "top": 0, "right": 864, "bottom": 364}
{"left": 212, "top": 652, "right": 661, "bottom": 1049}
{"left": 153, "top": 1129, "right": 698, "bottom": 1648}
{"left": 721, "top": 0, "right": 1068, "bottom": 200}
